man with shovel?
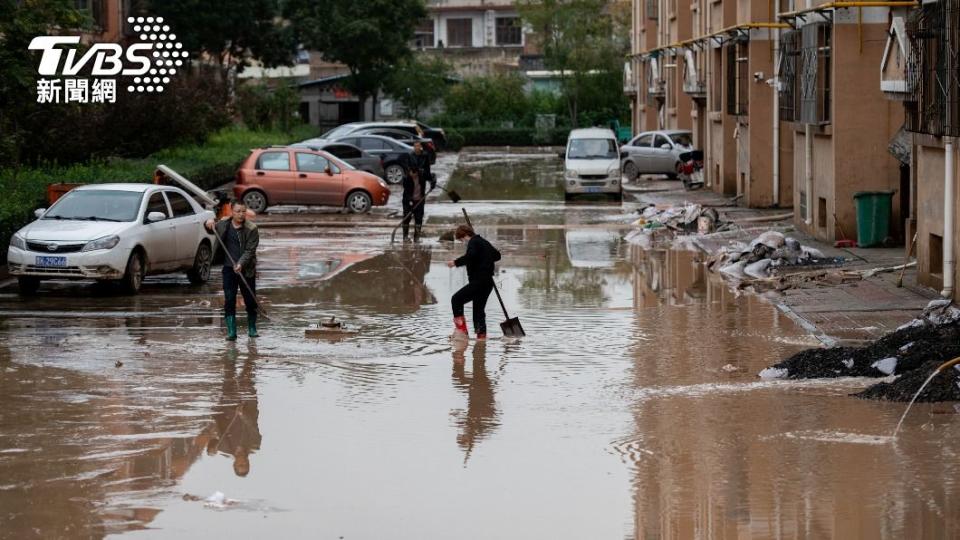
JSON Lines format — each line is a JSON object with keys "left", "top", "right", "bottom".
{"left": 401, "top": 142, "right": 436, "bottom": 242}
{"left": 446, "top": 224, "right": 501, "bottom": 340}
{"left": 204, "top": 201, "right": 260, "bottom": 341}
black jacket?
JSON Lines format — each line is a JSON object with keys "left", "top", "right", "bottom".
{"left": 455, "top": 235, "right": 501, "bottom": 282}
{"left": 401, "top": 151, "right": 435, "bottom": 200}
{"left": 209, "top": 218, "right": 259, "bottom": 278}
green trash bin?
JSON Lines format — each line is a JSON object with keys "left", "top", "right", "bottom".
{"left": 853, "top": 191, "right": 895, "bottom": 248}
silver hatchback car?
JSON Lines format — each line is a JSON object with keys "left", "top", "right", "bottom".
{"left": 620, "top": 130, "right": 694, "bottom": 181}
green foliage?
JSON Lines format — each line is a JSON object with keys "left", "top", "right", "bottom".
{"left": 286, "top": 0, "right": 428, "bottom": 118}
{"left": 444, "top": 127, "right": 568, "bottom": 149}
{"left": 0, "top": 125, "right": 319, "bottom": 261}
{"left": 236, "top": 83, "right": 300, "bottom": 131}
{"left": 383, "top": 55, "right": 454, "bottom": 119}
{"left": 434, "top": 74, "right": 565, "bottom": 128}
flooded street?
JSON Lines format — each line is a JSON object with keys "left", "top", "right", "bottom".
{"left": 3, "top": 149, "right": 960, "bottom": 539}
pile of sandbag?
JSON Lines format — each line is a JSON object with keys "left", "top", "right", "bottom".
{"left": 713, "top": 231, "right": 842, "bottom": 280}
{"left": 632, "top": 203, "right": 721, "bottom": 233}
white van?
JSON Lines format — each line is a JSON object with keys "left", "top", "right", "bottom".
{"left": 563, "top": 128, "right": 622, "bottom": 201}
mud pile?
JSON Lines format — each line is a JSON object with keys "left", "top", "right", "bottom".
{"left": 760, "top": 301, "right": 960, "bottom": 401}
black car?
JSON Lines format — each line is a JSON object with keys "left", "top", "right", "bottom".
{"left": 353, "top": 127, "right": 436, "bottom": 164}
{"left": 292, "top": 139, "right": 385, "bottom": 178}
{"left": 323, "top": 121, "right": 447, "bottom": 150}
{"left": 336, "top": 134, "right": 415, "bottom": 185}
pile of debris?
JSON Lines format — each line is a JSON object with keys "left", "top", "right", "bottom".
{"left": 759, "top": 300, "right": 960, "bottom": 402}
{"left": 631, "top": 203, "right": 723, "bottom": 234}
{"left": 707, "top": 230, "right": 844, "bottom": 281}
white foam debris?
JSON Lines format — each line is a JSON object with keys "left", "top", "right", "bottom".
{"left": 759, "top": 367, "right": 789, "bottom": 379}
{"left": 842, "top": 358, "right": 854, "bottom": 369}
{"left": 721, "top": 364, "right": 740, "bottom": 372}
{"left": 872, "top": 357, "right": 898, "bottom": 375}
{"left": 204, "top": 491, "right": 237, "bottom": 509}
{"left": 899, "top": 342, "right": 914, "bottom": 353}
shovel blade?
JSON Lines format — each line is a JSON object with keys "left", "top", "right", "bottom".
{"left": 500, "top": 317, "right": 525, "bottom": 337}
{"left": 447, "top": 190, "right": 462, "bottom": 203}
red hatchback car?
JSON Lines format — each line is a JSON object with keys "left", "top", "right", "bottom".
{"left": 233, "top": 147, "right": 392, "bottom": 213}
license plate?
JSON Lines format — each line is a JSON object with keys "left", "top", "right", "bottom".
{"left": 586, "top": 187, "right": 602, "bottom": 193}
{"left": 35, "top": 256, "right": 66, "bottom": 267}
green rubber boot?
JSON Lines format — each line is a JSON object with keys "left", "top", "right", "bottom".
{"left": 247, "top": 313, "right": 259, "bottom": 338}
{"left": 225, "top": 315, "right": 238, "bottom": 341}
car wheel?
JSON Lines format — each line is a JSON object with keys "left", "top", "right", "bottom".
{"left": 564, "top": 192, "right": 574, "bottom": 202}
{"left": 345, "top": 191, "right": 372, "bottom": 214}
{"left": 609, "top": 191, "right": 623, "bottom": 203}
{"left": 385, "top": 164, "right": 404, "bottom": 184}
{"left": 667, "top": 162, "right": 681, "bottom": 180}
{"left": 623, "top": 160, "right": 639, "bottom": 181}
{"left": 242, "top": 190, "right": 268, "bottom": 213}
{"left": 187, "top": 242, "right": 212, "bottom": 284}
{"left": 17, "top": 276, "right": 41, "bottom": 296}
{"left": 121, "top": 252, "right": 145, "bottom": 294}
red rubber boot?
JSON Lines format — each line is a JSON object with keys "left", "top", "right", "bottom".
{"left": 452, "top": 316, "right": 469, "bottom": 340}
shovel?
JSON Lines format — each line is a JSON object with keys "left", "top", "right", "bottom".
{"left": 389, "top": 176, "right": 462, "bottom": 243}
{"left": 460, "top": 208, "right": 525, "bottom": 338}
{"left": 208, "top": 222, "right": 271, "bottom": 321}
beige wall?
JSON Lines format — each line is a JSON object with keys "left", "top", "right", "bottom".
{"left": 915, "top": 144, "right": 960, "bottom": 298}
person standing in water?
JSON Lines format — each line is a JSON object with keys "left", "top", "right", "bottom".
{"left": 401, "top": 142, "right": 436, "bottom": 242}
{"left": 205, "top": 201, "right": 260, "bottom": 340}
{"left": 446, "top": 225, "right": 501, "bottom": 340}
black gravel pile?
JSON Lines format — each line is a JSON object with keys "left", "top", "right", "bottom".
{"left": 767, "top": 319, "right": 960, "bottom": 380}
{"left": 855, "top": 359, "right": 960, "bottom": 402}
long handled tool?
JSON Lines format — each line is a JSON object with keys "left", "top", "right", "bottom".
{"left": 896, "top": 232, "right": 918, "bottom": 288}
{"left": 208, "top": 221, "right": 271, "bottom": 321}
{"left": 460, "top": 208, "right": 525, "bottom": 337}
{"left": 390, "top": 173, "right": 462, "bottom": 244}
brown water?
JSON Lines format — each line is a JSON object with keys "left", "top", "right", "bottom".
{"left": 2, "top": 150, "right": 960, "bottom": 539}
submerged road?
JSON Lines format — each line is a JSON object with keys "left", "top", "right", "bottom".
{"left": 2, "top": 149, "right": 960, "bottom": 539}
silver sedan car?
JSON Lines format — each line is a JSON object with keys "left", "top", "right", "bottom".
{"left": 620, "top": 130, "right": 694, "bottom": 181}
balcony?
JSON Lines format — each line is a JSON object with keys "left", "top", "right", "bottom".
{"left": 903, "top": 0, "right": 960, "bottom": 137}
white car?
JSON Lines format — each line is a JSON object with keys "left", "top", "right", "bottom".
{"left": 563, "top": 128, "right": 622, "bottom": 201}
{"left": 7, "top": 183, "right": 216, "bottom": 295}
{"left": 619, "top": 129, "right": 694, "bottom": 181}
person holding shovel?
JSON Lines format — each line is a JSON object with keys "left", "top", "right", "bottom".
{"left": 401, "top": 142, "right": 436, "bottom": 243}
{"left": 204, "top": 201, "right": 260, "bottom": 340}
{"left": 446, "top": 224, "right": 501, "bottom": 340}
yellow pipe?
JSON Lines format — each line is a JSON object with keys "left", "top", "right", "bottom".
{"left": 936, "top": 356, "right": 960, "bottom": 373}
{"left": 778, "top": 1, "right": 917, "bottom": 20}
{"left": 632, "top": 21, "right": 790, "bottom": 57}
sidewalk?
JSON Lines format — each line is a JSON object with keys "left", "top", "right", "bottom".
{"left": 625, "top": 176, "right": 939, "bottom": 346}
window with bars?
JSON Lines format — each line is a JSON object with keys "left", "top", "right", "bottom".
{"left": 779, "top": 30, "right": 800, "bottom": 122}
{"left": 75, "top": 0, "right": 106, "bottom": 30}
{"left": 496, "top": 17, "right": 522, "bottom": 46}
{"left": 726, "top": 40, "right": 748, "bottom": 116}
{"left": 646, "top": 0, "right": 658, "bottom": 20}
{"left": 414, "top": 19, "right": 435, "bottom": 48}
{"left": 710, "top": 47, "right": 723, "bottom": 111}
{"left": 447, "top": 18, "right": 473, "bottom": 48}
{"left": 799, "top": 22, "right": 831, "bottom": 125}
{"left": 905, "top": 0, "right": 960, "bottom": 137}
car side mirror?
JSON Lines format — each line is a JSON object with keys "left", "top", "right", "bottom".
{"left": 325, "top": 166, "right": 333, "bottom": 176}
{"left": 660, "top": 143, "right": 672, "bottom": 150}
{"left": 34, "top": 208, "right": 47, "bottom": 218}
{"left": 147, "top": 211, "right": 167, "bottom": 223}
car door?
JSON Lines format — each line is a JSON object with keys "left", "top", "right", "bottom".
{"left": 165, "top": 189, "right": 201, "bottom": 265}
{"left": 652, "top": 134, "right": 675, "bottom": 172}
{"left": 295, "top": 151, "right": 343, "bottom": 205}
{"left": 141, "top": 191, "right": 177, "bottom": 269}
{"left": 630, "top": 133, "right": 654, "bottom": 172}
{"left": 255, "top": 150, "right": 296, "bottom": 204}
{"left": 324, "top": 144, "right": 363, "bottom": 169}
{"left": 354, "top": 137, "right": 390, "bottom": 161}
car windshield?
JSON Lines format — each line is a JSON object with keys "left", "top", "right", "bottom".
{"left": 44, "top": 190, "right": 144, "bottom": 222}
{"left": 567, "top": 138, "right": 618, "bottom": 159}
{"left": 671, "top": 133, "right": 693, "bottom": 147}
{"left": 321, "top": 125, "right": 356, "bottom": 139}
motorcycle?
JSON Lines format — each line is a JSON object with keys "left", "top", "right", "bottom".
{"left": 677, "top": 150, "right": 704, "bottom": 191}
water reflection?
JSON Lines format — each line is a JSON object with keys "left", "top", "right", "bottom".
{"left": 208, "top": 346, "right": 262, "bottom": 477}
{"left": 448, "top": 152, "right": 563, "bottom": 202}
{"left": 451, "top": 341, "right": 499, "bottom": 465}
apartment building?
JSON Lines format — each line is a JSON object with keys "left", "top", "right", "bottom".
{"left": 628, "top": 1, "right": 907, "bottom": 244}
{"left": 882, "top": 0, "right": 960, "bottom": 299}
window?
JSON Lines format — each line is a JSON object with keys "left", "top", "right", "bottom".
{"left": 653, "top": 134, "right": 670, "bottom": 148}
{"left": 710, "top": 48, "right": 723, "bottom": 112}
{"left": 496, "top": 17, "right": 522, "bottom": 46}
{"left": 799, "top": 22, "right": 831, "bottom": 125}
{"left": 75, "top": 0, "right": 106, "bottom": 29}
{"left": 930, "top": 234, "right": 944, "bottom": 276}
{"left": 635, "top": 134, "right": 653, "bottom": 147}
{"left": 818, "top": 197, "right": 827, "bottom": 229}
{"left": 296, "top": 153, "right": 331, "bottom": 173}
{"left": 167, "top": 191, "right": 195, "bottom": 217}
{"left": 646, "top": 0, "right": 658, "bottom": 20}
{"left": 326, "top": 145, "right": 362, "bottom": 159}
{"left": 357, "top": 137, "right": 387, "bottom": 151}
{"left": 567, "top": 139, "right": 618, "bottom": 159}
{"left": 670, "top": 133, "right": 693, "bottom": 147}
{"left": 414, "top": 19, "right": 435, "bottom": 48}
{"left": 905, "top": 1, "right": 960, "bottom": 136}
{"left": 726, "top": 40, "right": 748, "bottom": 116}
{"left": 447, "top": 18, "right": 473, "bottom": 47}
{"left": 146, "top": 193, "right": 169, "bottom": 219}
{"left": 778, "top": 30, "right": 800, "bottom": 122}
{"left": 257, "top": 151, "right": 290, "bottom": 171}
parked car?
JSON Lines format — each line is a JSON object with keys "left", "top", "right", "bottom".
{"left": 321, "top": 121, "right": 447, "bottom": 150}
{"left": 233, "top": 147, "right": 391, "bottom": 214}
{"left": 7, "top": 184, "right": 216, "bottom": 295}
{"left": 293, "top": 139, "right": 385, "bottom": 178}
{"left": 348, "top": 127, "right": 436, "bottom": 164}
{"left": 563, "top": 128, "right": 622, "bottom": 202}
{"left": 619, "top": 129, "right": 695, "bottom": 181}
{"left": 334, "top": 135, "right": 416, "bottom": 185}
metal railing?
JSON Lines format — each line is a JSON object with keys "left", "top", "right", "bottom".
{"left": 905, "top": 0, "right": 960, "bottom": 137}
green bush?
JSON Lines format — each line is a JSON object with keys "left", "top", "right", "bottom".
{"left": 446, "top": 127, "right": 569, "bottom": 149}
{"left": 0, "top": 124, "right": 319, "bottom": 263}
{"left": 236, "top": 83, "right": 301, "bottom": 131}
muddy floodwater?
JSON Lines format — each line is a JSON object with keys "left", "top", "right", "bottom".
{"left": 2, "top": 150, "right": 960, "bottom": 538}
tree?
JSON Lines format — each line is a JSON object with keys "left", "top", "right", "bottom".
{"left": 148, "top": 0, "right": 297, "bottom": 82}
{"left": 384, "top": 55, "right": 453, "bottom": 119}
{"left": 516, "top": 0, "right": 627, "bottom": 127}
{"left": 286, "top": 0, "right": 427, "bottom": 120}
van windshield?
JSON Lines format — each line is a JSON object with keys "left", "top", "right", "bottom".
{"left": 567, "top": 138, "right": 618, "bottom": 160}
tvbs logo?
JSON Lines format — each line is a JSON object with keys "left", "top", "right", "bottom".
{"left": 29, "top": 16, "right": 188, "bottom": 104}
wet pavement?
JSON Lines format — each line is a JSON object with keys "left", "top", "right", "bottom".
{"left": 2, "top": 149, "right": 960, "bottom": 538}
